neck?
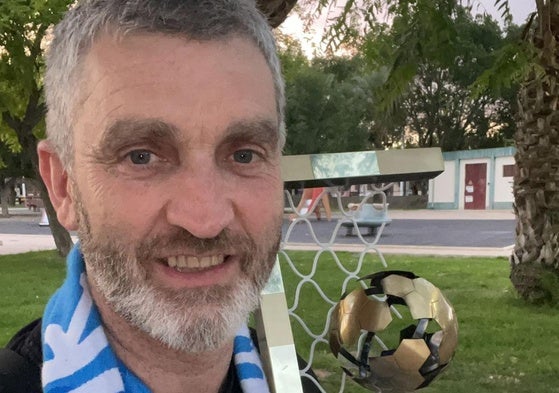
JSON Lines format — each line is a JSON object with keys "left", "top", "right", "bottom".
{"left": 88, "top": 279, "right": 234, "bottom": 393}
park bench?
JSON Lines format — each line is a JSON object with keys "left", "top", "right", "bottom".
{"left": 341, "top": 202, "right": 392, "bottom": 236}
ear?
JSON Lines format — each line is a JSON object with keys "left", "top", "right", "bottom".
{"left": 37, "top": 140, "right": 79, "bottom": 231}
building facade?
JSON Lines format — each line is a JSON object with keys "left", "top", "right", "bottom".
{"left": 428, "top": 147, "right": 515, "bottom": 210}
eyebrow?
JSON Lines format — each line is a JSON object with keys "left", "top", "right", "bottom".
{"left": 221, "top": 118, "right": 280, "bottom": 150}
{"left": 94, "top": 118, "right": 180, "bottom": 160}
{"left": 92, "top": 116, "right": 280, "bottom": 162}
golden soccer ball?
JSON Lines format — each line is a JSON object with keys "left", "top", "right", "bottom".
{"left": 329, "top": 271, "right": 458, "bottom": 392}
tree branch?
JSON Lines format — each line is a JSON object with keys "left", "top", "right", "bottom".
{"left": 2, "top": 111, "right": 20, "bottom": 131}
{"left": 22, "top": 85, "right": 46, "bottom": 131}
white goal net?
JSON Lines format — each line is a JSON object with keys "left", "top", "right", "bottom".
{"left": 280, "top": 187, "right": 393, "bottom": 393}
{"left": 255, "top": 148, "right": 444, "bottom": 393}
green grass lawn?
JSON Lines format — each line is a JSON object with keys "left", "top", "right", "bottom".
{"left": 280, "top": 251, "right": 559, "bottom": 393}
{"left": 1, "top": 250, "right": 558, "bottom": 392}
{"left": 0, "top": 251, "right": 66, "bottom": 346}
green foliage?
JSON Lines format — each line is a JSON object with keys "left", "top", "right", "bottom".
{"left": 280, "top": 47, "right": 388, "bottom": 154}
{"left": 0, "top": 0, "right": 72, "bottom": 171}
{"left": 282, "top": 3, "right": 520, "bottom": 153}
{"left": 471, "top": 41, "right": 538, "bottom": 98}
{"left": 0, "top": 1, "right": 74, "bottom": 255}
{"left": 471, "top": 10, "right": 541, "bottom": 99}
{"left": 494, "top": 0, "right": 515, "bottom": 26}
{"left": 358, "top": 5, "right": 520, "bottom": 151}
{"left": 312, "top": 0, "right": 465, "bottom": 87}
{"left": 0, "top": 128, "right": 21, "bottom": 154}
{"left": 300, "top": 0, "right": 533, "bottom": 152}
{"left": 375, "top": 0, "right": 461, "bottom": 110}
{"left": 0, "top": 0, "right": 66, "bottom": 114}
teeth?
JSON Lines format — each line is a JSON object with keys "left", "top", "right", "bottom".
{"left": 199, "top": 256, "right": 211, "bottom": 268}
{"left": 185, "top": 256, "right": 201, "bottom": 268}
{"left": 177, "top": 255, "right": 187, "bottom": 268}
{"left": 167, "top": 255, "right": 224, "bottom": 270}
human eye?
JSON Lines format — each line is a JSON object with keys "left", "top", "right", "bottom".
{"left": 113, "top": 148, "right": 170, "bottom": 179}
{"left": 120, "top": 148, "right": 167, "bottom": 172}
{"left": 220, "top": 136, "right": 278, "bottom": 177}
{"left": 233, "top": 149, "right": 256, "bottom": 164}
{"left": 128, "top": 149, "right": 154, "bottom": 165}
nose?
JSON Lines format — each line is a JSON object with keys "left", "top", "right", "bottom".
{"left": 164, "top": 166, "right": 235, "bottom": 239}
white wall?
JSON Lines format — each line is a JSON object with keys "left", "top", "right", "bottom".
{"left": 494, "top": 156, "right": 515, "bottom": 203}
{"left": 429, "top": 148, "right": 515, "bottom": 209}
{"left": 430, "top": 161, "right": 455, "bottom": 203}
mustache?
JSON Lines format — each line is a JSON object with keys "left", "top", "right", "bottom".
{"left": 136, "top": 227, "right": 256, "bottom": 258}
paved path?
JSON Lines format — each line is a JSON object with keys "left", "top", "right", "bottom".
{"left": 0, "top": 208, "right": 77, "bottom": 255}
{"left": 283, "top": 217, "right": 514, "bottom": 247}
{"left": 282, "top": 208, "right": 515, "bottom": 257}
{"left": 0, "top": 208, "right": 516, "bottom": 257}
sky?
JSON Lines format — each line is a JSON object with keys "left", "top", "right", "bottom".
{"left": 280, "top": 0, "right": 534, "bottom": 57}
{"left": 477, "top": 0, "right": 534, "bottom": 25}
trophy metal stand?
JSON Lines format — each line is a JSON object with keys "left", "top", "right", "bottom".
{"left": 256, "top": 148, "right": 444, "bottom": 393}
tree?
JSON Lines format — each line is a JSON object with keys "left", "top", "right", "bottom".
{"left": 0, "top": 0, "right": 74, "bottom": 256}
{"left": 356, "top": 8, "right": 518, "bottom": 152}
{"left": 503, "top": 0, "right": 559, "bottom": 304}
{"left": 296, "top": 1, "right": 518, "bottom": 154}
{"left": 365, "top": 10, "right": 519, "bottom": 151}
{"left": 474, "top": 0, "right": 559, "bottom": 304}
{"left": 0, "top": 141, "right": 34, "bottom": 217}
{"left": 299, "top": 0, "right": 559, "bottom": 304}
{"left": 279, "top": 40, "right": 387, "bottom": 154}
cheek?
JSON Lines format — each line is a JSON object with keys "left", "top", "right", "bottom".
{"left": 237, "top": 176, "right": 284, "bottom": 226}
{"left": 76, "top": 171, "right": 162, "bottom": 235}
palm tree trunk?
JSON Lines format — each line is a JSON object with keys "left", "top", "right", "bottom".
{"left": 511, "top": 0, "right": 559, "bottom": 303}
{"left": 256, "top": 0, "right": 298, "bottom": 27}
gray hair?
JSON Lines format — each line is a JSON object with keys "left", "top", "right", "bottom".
{"left": 45, "top": 0, "right": 285, "bottom": 167}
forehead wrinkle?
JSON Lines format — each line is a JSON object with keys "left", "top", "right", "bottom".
{"left": 76, "top": 37, "right": 174, "bottom": 126}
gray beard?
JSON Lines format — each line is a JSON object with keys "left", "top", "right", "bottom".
{"left": 76, "top": 203, "right": 280, "bottom": 353}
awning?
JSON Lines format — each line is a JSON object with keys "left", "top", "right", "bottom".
{"left": 282, "top": 147, "right": 444, "bottom": 190}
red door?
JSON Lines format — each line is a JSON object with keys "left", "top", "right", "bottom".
{"left": 464, "top": 163, "right": 487, "bottom": 210}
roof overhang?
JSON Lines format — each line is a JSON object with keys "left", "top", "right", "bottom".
{"left": 282, "top": 147, "right": 444, "bottom": 190}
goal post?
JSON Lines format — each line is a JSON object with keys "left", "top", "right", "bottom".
{"left": 257, "top": 148, "right": 444, "bottom": 393}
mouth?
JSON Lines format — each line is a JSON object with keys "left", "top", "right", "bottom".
{"left": 165, "top": 254, "right": 226, "bottom": 272}
{"left": 153, "top": 253, "right": 239, "bottom": 289}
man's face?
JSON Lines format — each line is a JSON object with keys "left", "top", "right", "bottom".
{"left": 67, "top": 33, "right": 283, "bottom": 351}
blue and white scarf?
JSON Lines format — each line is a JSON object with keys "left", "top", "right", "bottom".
{"left": 42, "top": 244, "right": 269, "bottom": 392}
